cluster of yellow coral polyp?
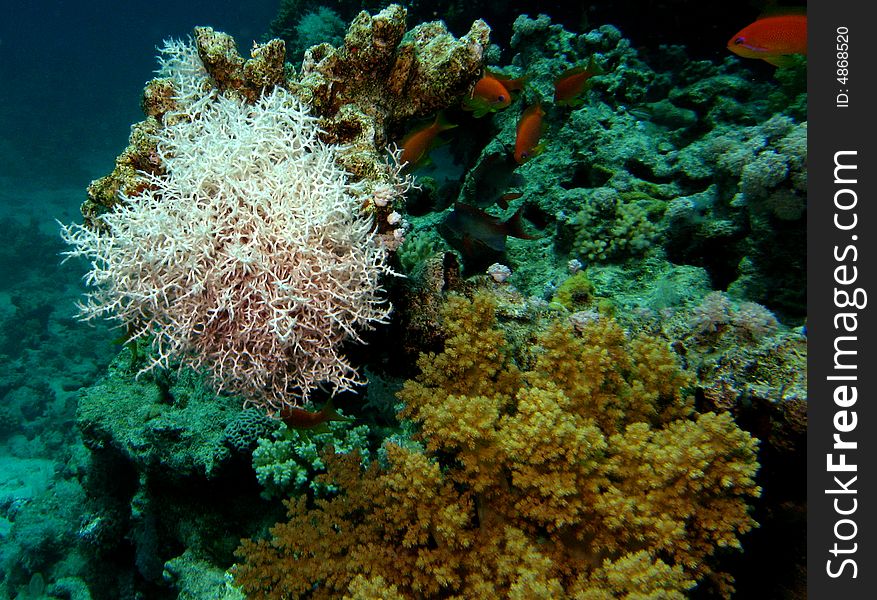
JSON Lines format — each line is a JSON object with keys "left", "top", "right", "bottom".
{"left": 234, "top": 293, "right": 760, "bottom": 599}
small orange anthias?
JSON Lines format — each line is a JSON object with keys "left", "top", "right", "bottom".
{"left": 463, "top": 70, "right": 526, "bottom": 117}
{"left": 514, "top": 102, "right": 546, "bottom": 164}
{"left": 553, "top": 56, "right": 603, "bottom": 107}
{"left": 398, "top": 112, "right": 457, "bottom": 169}
{"left": 727, "top": 11, "right": 807, "bottom": 67}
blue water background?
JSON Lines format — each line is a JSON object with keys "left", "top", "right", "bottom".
{"left": 0, "top": 0, "right": 275, "bottom": 565}
{"left": 1, "top": 0, "right": 276, "bottom": 195}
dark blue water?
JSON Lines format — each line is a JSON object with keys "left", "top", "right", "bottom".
{"left": 0, "top": 4, "right": 274, "bottom": 592}
{"left": 1, "top": 0, "right": 276, "bottom": 189}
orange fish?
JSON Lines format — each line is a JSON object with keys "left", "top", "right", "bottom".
{"left": 553, "top": 57, "right": 603, "bottom": 106}
{"left": 514, "top": 102, "right": 545, "bottom": 164}
{"left": 727, "top": 13, "right": 807, "bottom": 67}
{"left": 490, "top": 71, "right": 527, "bottom": 93}
{"left": 398, "top": 112, "right": 456, "bottom": 168}
{"left": 463, "top": 71, "right": 525, "bottom": 117}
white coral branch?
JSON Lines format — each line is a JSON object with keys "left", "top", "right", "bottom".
{"left": 61, "top": 59, "right": 405, "bottom": 412}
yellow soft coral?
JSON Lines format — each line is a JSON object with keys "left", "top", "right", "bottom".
{"left": 234, "top": 292, "right": 760, "bottom": 598}
{"left": 592, "top": 412, "right": 761, "bottom": 578}
{"left": 498, "top": 384, "right": 607, "bottom": 531}
{"left": 234, "top": 446, "right": 477, "bottom": 599}
{"left": 344, "top": 575, "right": 406, "bottom": 600}
{"left": 398, "top": 293, "right": 521, "bottom": 491}
{"left": 571, "top": 551, "right": 695, "bottom": 599}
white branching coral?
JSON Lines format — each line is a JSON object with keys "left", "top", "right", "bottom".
{"left": 154, "top": 37, "right": 209, "bottom": 107}
{"left": 60, "top": 45, "right": 408, "bottom": 412}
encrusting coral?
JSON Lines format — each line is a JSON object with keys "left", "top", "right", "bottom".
{"left": 294, "top": 4, "right": 490, "bottom": 180}
{"left": 83, "top": 5, "right": 488, "bottom": 229}
{"left": 81, "top": 29, "right": 290, "bottom": 224}
{"left": 233, "top": 293, "right": 760, "bottom": 598}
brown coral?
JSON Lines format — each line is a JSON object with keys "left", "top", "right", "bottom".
{"left": 294, "top": 4, "right": 489, "bottom": 180}
{"left": 81, "top": 117, "right": 163, "bottom": 226}
{"left": 81, "top": 29, "right": 288, "bottom": 221}
{"left": 234, "top": 293, "right": 760, "bottom": 598}
{"left": 193, "top": 26, "right": 287, "bottom": 102}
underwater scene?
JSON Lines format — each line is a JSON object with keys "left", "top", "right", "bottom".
{"left": 0, "top": 1, "right": 807, "bottom": 598}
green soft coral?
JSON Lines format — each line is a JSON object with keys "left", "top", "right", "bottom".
{"left": 252, "top": 417, "right": 372, "bottom": 498}
{"left": 235, "top": 293, "right": 760, "bottom": 598}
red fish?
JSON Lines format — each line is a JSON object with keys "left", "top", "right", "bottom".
{"left": 514, "top": 102, "right": 545, "bottom": 164}
{"left": 727, "top": 13, "right": 807, "bottom": 67}
{"left": 279, "top": 399, "right": 349, "bottom": 432}
{"left": 463, "top": 71, "right": 525, "bottom": 117}
{"left": 553, "top": 57, "right": 603, "bottom": 106}
{"left": 398, "top": 112, "right": 457, "bottom": 168}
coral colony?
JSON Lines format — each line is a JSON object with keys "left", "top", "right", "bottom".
{"left": 61, "top": 39, "right": 413, "bottom": 413}
{"left": 22, "top": 3, "right": 807, "bottom": 599}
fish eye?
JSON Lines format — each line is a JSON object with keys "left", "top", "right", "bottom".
{"left": 498, "top": 94, "right": 506, "bottom": 102}
{"left": 521, "top": 151, "right": 529, "bottom": 159}
{"left": 734, "top": 37, "right": 745, "bottom": 45}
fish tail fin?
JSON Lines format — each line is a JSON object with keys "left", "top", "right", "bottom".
{"left": 321, "top": 397, "right": 352, "bottom": 423}
{"left": 504, "top": 205, "right": 538, "bottom": 240}
{"left": 462, "top": 97, "right": 492, "bottom": 118}
{"left": 434, "top": 111, "right": 458, "bottom": 131}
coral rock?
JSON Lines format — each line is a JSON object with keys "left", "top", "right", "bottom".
{"left": 296, "top": 4, "right": 489, "bottom": 178}
{"left": 194, "top": 26, "right": 287, "bottom": 102}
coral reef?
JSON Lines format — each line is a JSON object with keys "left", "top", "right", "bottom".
{"left": 395, "top": 12, "right": 806, "bottom": 321}
{"left": 76, "top": 349, "right": 248, "bottom": 479}
{"left": 672, "top": 115, "right": 806, "bottom": 316}
{"left": 81, "top": 29, "right": 288, "bottom": 224}
{"left": 233, "top": 293, "right": 760, "bottom": 598}
{"left": 271, "top": 5, "right": 347, "bottom": 63}
{"left": 192, "top": 26, "right": 287, "bottom": 102}
{"left": 80, "top": 117, "right": 163, "bottom": 227}
{"left": 642, "top": 290, "right": 805, "bottom": 409}
{"left": 71, "top": 347, "right": 282, "bottom": 598}
{"left": 550, "top": 270, "right": 595, "bottom": 311}
{"left": 65, "top": 7, "right": 499, "bottom": 415}
{"left": 162, "top": 549, "right": 244, "bottom": 600}
{"left": 222, "top": 409, "right": 279, "bottom": 455}
{"left": 572, "top": 188, "right": 662, "bottom": 262}
{"left": 31, "top": 3, "right": 808, "bottom": 597}
{"left": 0, "top": 214, "right": 118, "bottom": 598}
{"left": 0, "top": 474, "right": 86, "bottom": 594}
{"left": 623, "top": 291, "right": 806, "bottom": 599}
